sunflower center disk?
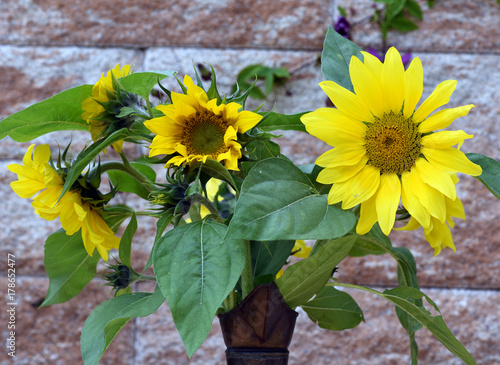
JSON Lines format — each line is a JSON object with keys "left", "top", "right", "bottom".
{"left": 183, "top": 111, "right": 229, "bottom": 157}
{"left": 364, "top": 111, "right": 422, "bottom": 175}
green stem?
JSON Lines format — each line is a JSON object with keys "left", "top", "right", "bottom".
{"left": 145, "top": 99, "right": 155, "bottom": 119}
{"left": 99, "top": 161, "right": 157, "bottom": 192}
{"left": 327, "top": 282, "right": 381, "bottom": 297}
{"left": 137, "top": 274, "right": 157, "bottom": 282}
{"left": 240, "top": 240, "right": 254, "bottom": 299}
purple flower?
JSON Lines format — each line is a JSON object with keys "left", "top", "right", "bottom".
{"left": 367, "top": 48, "right": 412, "bottom": 68}
{"left": 334, "top": 16, "right": 351, "bottom": 39}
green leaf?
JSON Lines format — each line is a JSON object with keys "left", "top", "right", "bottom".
{"left": 388, "top": 16, "right": 419, "bottom": 32}
{"left": 226, "top": 158, "right": 356, "bottom": 241}
{"left": 384, "top": 287, "right": 476, "bottom": 365}
{"left": 321, "top": 26, "right": 364, "bottom": 92}
{"left": 466, "top": 153, "right": 500, "bottom": 200}
{"left": 107, "top": 162, "right": 156, "bottom": 200}
{"left": 191, "top": 159, "right": 239, "bottom": 196}
{"left": 81, "top": 286, "right": 164, "bottom": 365}
{"left": 349, "top": 223, "right": 391, "bottom": 257}
{"left": 119, "top": 212, "right": 137, "bottom": 268}
{"left": 301, "top": 286, "right": 364, "bottom": 330}
{"left": 246, "top": 137, "right": 281, "bottom": 160}
{"left": 40, "top": 229, "right": 100, "bottom": 306}
{"left": 152, "top": 221, "right": 246, "bottom": 357}
{"left": 406, "top": 0, "right": 423, "bottom": 20}
{"left": 257, "top": 112, "right": 308, "bottom": 132}
{"left": 60, "top": 128, "right": 132, "bottom": 199}
{"left": 276, "top": 235, "right": 357, "bottom": 308}
{"left": 384, "top": 0, "right": 406, "bottom": 20}
{"left": 336, "top": 283, "right": 477, "bottom": 365}
{"left": 0, "top": 85, "right": 92, "bottom": 142}
{"left": 119, "top": 71, "right": 176, "bottom": 100}
{"left": 251, "top": 240, "right": 295, "bottom": 282}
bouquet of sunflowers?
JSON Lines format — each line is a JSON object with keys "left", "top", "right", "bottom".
{"left": 2, "top": 28, "right": 498, "bottom": 364}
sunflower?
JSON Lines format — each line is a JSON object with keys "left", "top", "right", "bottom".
{"left": 81, "top": 64, "right": 132, "bottom": 153}
{"left": 301, "top": 47, "right": 481, "bottom": 241}
{"left": 144, "top": 75, "right": 262, "bottom": 171}
{"left": 8, "top": 144, "right": 120, "bottom": 260}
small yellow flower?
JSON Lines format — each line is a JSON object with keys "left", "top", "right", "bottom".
{"left": 276, "top": 240, "right": 312, "bottom": 278}
{"left": 301, "top": 47, "right": 481, "bottom": 244}
{"left": 81, "top": 64, "right": 132, "bottom": 153}
{"left": 8, "top": 144, "right": 120, "bottom": 261}
{"left": 291, "top": 240, "right": 312, "bottom": 258}
{"left": 144, "top": 75, "right": 262, "bottom": 171}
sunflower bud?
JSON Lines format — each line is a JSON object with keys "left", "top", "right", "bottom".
{"left": 101, "top": 262, "right": 137, "bottom": 294}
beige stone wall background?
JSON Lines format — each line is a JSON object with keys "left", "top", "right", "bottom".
{"left": 0, "top": 0, "right": 499, "bottom": 364}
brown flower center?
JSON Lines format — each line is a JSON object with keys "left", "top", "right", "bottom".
{"left": 182, "top": 110, "right": 229, "bottom": 157}
{"left": 364, "top": 111, "right": 422, "bottom": 175}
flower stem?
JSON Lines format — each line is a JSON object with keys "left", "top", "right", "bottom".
{"left": 99, "top": 160, "right": 156, "bottom": 192}
{"left": 240, "top": 240, "right": 254, "bottom": 299}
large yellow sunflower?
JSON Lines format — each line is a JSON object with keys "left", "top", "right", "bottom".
{"left": 301, "top": 47, "right": 481, "bottom": 240}
{"left": 144, "top": 75, "right": 262, "bottom": 171}
{"left": 8, "top": 144, "right": 120, "bottom": 261}
{"left": 81, "top": 64, "right": 132, "bottom": 153}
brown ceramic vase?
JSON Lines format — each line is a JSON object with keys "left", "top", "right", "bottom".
{"left": 218, "top": 282, "right": 298, "bottom": 365}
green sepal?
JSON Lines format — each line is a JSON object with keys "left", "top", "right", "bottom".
{"left": 60, "top": 128, "right": 132, "bottom": 200}
{"left": 80, "top": 286, "right": 165, "bottom": 365}
{"left": 118, "top": 212, "right": 137, "bottom": 268}
{"left": 301, "top": 286, "right": 364, "bottom": 330}
{"left": 40, "top": 229, "right": 101, "bottom": 307}
{"left": 152, "top": 221, "right": 246, "bottom": 357}
{"left": 321, "top": 26, "right": 363, "bottom": 92}
{"left": 0, "top": 85, "right": 92, "bottom": 142}
{"left": 276, "top": 235, "right": 357, "bottom": 308}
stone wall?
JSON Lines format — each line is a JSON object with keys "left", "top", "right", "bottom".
{"left": 1, "top": 0, "right": 499, "bottom": 364}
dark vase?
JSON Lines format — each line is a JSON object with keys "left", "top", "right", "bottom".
{"left": 218, "top": 282, "right": 298, "bottom": 365}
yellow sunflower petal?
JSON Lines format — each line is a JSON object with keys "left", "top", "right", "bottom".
{"left": 381, "top": 47, "right": 405, "bottom": 114}
{"left": 445, "top": 195, "right": 465, "bottom": 223}
{"left": 360, "top": 51, "right": 383, "bottom": 79}
{"left": 319, "top": 80, "right": 374, "bottom": 122}
{"left": 401, "top": 171, "right": 431, "bottom": 228}
{"left": 316, "top": 155, "right": 368, "bottom": 184}
{"left": 315, "top": 144, "right": 366, "bottom": 168}
{"left": 403, "top": 57, "right": 423, "bottom": 118}
{"left": 414, "top": 158, "right": 456, "bottom": 200}
{"left": 350, "top": 56, "right": 385, "bottom": 117}
{"left": 232, "top": 109, "right": 262, "bottom": 133}
{"left": 327, "top": 181, "right": 350, "bottom": 206}
{"left": 413, "top": 80, "right": 457, "bottom": 123}
{"left": 302, "top": 108, "right": 367, "bottom": 146}
{"left": 422, "top": 147, "right": 482, "bottom": 176}
{"left": 356, "top": 194, "right": 378, "bottom": 235}
{"left": 375, "top": 173, "right": 401, "bottom": 235}
{"left": 341, "top": 165, "right": 381, "bottom": 209}
{"left": 396, "top": 216, "right": 422, "bottom": 231}
{"left": 422, "top": 130, "right": 473, "bottom": 149}
{"left": 418, "top": 104, "right": 474, "bottom": 133}
{"left": 406, "top": 168, "right": 446, "bottom": 222}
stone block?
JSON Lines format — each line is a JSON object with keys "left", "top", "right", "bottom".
{"left": 0, "top": 0, "right": 331, "bottom": 50}
{"left": 339, "top": 0, "right": 500, "bottom": 53}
